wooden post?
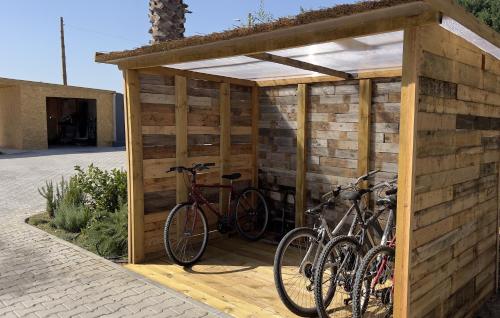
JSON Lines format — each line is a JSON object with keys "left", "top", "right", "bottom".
{"left": 175, "top": 75, "right": 188, "bottom": 204}
{"left": 251, "top": 86, "right": 259, "bottom": 188}
{"left": 124, "top": 69, "right": 144, "bottom": 264}
{"left": 394, "top": 27, "right": 420, "bottom": 318}
{"left": 497, "top": 164, "right": 500, "bottom": 292}
{"left": 220, "top": 82, "right": 231, "bottom": 213}
{"left": 295, "top": 84, "right": 307, "bottom": 227}
{"left": 358, "top": 79, "right": 372, "bottom": 190}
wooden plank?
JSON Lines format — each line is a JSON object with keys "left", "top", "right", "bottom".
{"left": 295, "top": 84, "right": 307, "bottom": 227}
{"left": 424, "top": 0, "right": 500, "bottom": 49}
{"left": 219, "top": 82, "right": 231, "bottom": 214}
{"left": 175, "top": 76, "right": 188, "bottom": 203}
{"left": 251, "top": 86, "right": 259, "bottom": 188}
{"left": 102, "top": 4, "right": 438, "bottom": 69}
{"left": 497, "top": 162, "right": 500, "bottom": 292}
{"left": 357, "top": 79, "right": 372, "bottom": 184}
{"left": 124, "top": 69, "right": 145, "bottom": 264}
{"left": 140, "top": 66, "right": 255, "bottom": 87}
{"left": 394, "top": 26, "right": 420, "bottom": 318}
{"left": 247, "top": 52, "right": 352, "bottom": 79}
{"left": 256, "top": 68, "right": 402, "bottom": 87}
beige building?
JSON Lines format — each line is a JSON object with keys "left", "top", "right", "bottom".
{"left": 0, "top": 77, "right": 116, "bottom": 150}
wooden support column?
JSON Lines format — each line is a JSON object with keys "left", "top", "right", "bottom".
{"left": 124, "top": 69, "right": 144, "bottom": 264}
{"left": 358, "top": 79, "right": 372, "bottom": 192}
{"left": 394, "top": 27, "right": 420, "bottom": 318}
{"left": 220, "top": 82, "right": 231, "bottom": 213}
{"left": 175, "top": 75, "right": 188, "bottom": 204}
{"left": 251, "top": 86, "right": 259, "bottom": 188}
{"left": 295, "top": 84, "right": 307, "bottom": 227}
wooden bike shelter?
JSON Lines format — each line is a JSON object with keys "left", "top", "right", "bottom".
{"left": 96, "top": 1, "right": 500, "bottom": 317}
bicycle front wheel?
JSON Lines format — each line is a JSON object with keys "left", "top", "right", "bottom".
{"left": 314, "top": 235, "right": 363, "bottom": 318}
{"left": 352, "top": 245, "right": 395, "bottom": 318}
{"left": 274, "top": 227, "right": 334, "bottom": 317}
{"left": 235, "top": 187, "right": 269, "bottom": 241}
{"left": 164, "top": 203, "right": 208, "bottom": 266}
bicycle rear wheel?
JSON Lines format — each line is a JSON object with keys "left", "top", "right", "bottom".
{"left": 235, "top": 187, "right": 269, "bottom": 241}
{"left": 314, "top": 235, "right": 363, "bottom": 318}
{"left": 352, "top": 245, "right": 395, "bottom": 318}
{"left": 164, "top": 203, "right": 208, "bottom": 266}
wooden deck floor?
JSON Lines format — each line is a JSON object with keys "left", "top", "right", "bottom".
{"left": 126, "top": 237, "right": 303, "bottom": 317}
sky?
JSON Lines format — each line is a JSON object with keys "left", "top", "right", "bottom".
{"left": 0, "top": 0, "right": 354, "bottom": 93}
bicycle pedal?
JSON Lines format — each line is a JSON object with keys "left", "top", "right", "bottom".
{"left": 343, "top": 297, "right": 352, "bottom": 306}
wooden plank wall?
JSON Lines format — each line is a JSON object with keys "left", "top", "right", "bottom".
{"left": 259, "top": 78, "right": 401, "bottom": 226}
{"left": 137, "top": 72, "right": 253, "bottom": 259}
{"left": 407, "top": 24, "right": 500, "bottom": 317}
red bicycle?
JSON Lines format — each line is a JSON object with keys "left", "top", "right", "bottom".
{"left": 163, "top": 163, "right": 269, "bottom": 266}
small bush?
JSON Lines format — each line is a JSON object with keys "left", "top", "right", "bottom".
{"left": 85, "top": 204, "right": 128, "bottom": 258}
{"left": 52, "top": 202, "right": 91, "bottom": 233}
{"left": 74, "top": 165, "right": 127, "bottom": 213}
{"left": 38, "top": 181, "right": 56, "bottom": 217}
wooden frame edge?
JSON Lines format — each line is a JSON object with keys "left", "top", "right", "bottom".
{"left": 124, "top": 69, "right": 145, "bottom": 264}
{"left": 394, "top": 26, "right": 421, "bottom": 318}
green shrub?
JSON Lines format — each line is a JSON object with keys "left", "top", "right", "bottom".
{"left": 52, "top": 202, "right": 91, "bottom": 233}
{"left": 74, "top": 165, "right": 127, "bottom": 213}
{"left": 85, "top": 204, "right": 128, "bottom": 258}
{"left": 38, "top": 176, "right": 85, "bottom": 218}
{"left": 38, "top": 181, "right": 56, "bottom": 218}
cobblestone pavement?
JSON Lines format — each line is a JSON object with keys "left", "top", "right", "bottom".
{"left": 0, "top": 148, "right": 227, "bottom": 318}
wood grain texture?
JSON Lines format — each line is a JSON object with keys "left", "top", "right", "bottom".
{"left": 295, "top": 84, "right": 307, "bottom": 227}
{"left": 394, "top": 26, "right": 420, "bottom": 318}
{"left": 357, "top": 79, "right": 372, "bottom": 184}
{"left": 175, "top": 75, "right": 188, "bottom": 204}
{"left": 219, "top": 82, "right": 231, "bottom": 214}
{"left": 124, "top": 69, "right": 145, "bottom": 264}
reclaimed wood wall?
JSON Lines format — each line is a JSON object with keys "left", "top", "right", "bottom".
{"left": 259, "top": 78, "right": 401, "bottom": 225}
{"left": 403, "top": 24, "right": 500, "bottom": 317}
{"left": 137, "top": 73, "right": 253, "bottom": 259}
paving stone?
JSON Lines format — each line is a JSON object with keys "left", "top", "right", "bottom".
{"left": 0, "top": 148, "right": 228, "bottom": 318}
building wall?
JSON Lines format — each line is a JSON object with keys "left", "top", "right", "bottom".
{"left": 0, "top": 86, "right": 22, "bottom": 149}
{"left": 18, "top": 84, "right": 114, "bottom": 149}
{"left": 408, "top": 24, "right": 500, "bottom": 317}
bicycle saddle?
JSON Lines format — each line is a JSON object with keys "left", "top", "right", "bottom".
{"left": 341, "top": 188, "right": 370, "bottom": 201}
{"left": 222, "top": 173, "right": 241, "bottom": 180}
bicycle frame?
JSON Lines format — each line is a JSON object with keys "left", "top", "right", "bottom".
{"left": 189, "top": 180, "right": 234, "bottom": 219}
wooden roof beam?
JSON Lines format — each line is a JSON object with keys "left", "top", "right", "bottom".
{"left": 424, "top": 0, "right": 500, "bottom": 48}
{"left": 246, "top": 52, "right": 353, "bottom": 79}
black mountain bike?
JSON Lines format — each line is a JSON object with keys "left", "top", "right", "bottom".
{"left": 313, "top": 179, "right": 397, "bottom": 318}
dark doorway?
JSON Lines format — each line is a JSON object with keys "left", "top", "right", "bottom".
{"left": 46, "top": 97, "right": 97, "bottom": 147}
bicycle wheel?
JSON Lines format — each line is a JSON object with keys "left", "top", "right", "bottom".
{"left": 274, "top": 228, "right": 335, "bottom": 317}
{"left": 164, "top": 203, "right": 208, "bottom": 266}
{"left": 235, "top": 187, "right": 269, "bottom": 241}
{"left": 352, "top": 245, "right": 395, "bottom": 318}
{"left": 314, "top": 235, "right": 363, "bottom": 318}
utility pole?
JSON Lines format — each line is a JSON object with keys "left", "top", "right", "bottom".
{"left": 60, "top": 17, "right": 68, "bottom": 86}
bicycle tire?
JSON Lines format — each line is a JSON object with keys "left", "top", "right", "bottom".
{"left": 314, "top": 235, "right": 363, "bottom": 318}
{"left": 235, "top": 187, "right": 269, "bottom": 241}
{"left": 274, "top": 227, "right": 328, "bottom": 317}
{"left": 164, "top": 203, "right": 209, "bottom": 266}
{"left": 352, "top": 245, "right": 395, "bottom": 318}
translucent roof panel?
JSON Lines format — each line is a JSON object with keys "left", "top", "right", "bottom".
{"left": 165, "top": 31, "right": 404, "bottom": 81}
{"left": 441, "top": 16, "right": 500, "bottom": 59}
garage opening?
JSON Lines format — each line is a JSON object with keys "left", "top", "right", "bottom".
{"left": 46, "top": 97, "right": 97, "bottom": 147}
